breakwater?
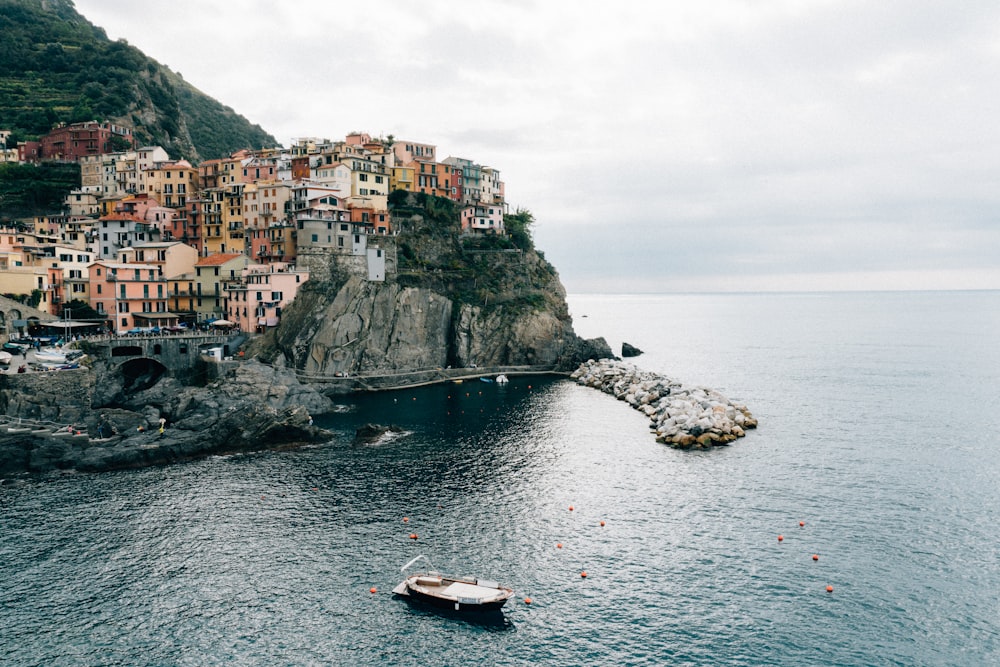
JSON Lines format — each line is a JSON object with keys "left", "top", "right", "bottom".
{"left": 571, "top": 358, "right": 756, "bottom": 448}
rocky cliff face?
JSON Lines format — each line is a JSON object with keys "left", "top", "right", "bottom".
{"left": 259, "top": 254, "right": 611, "bottom": 378}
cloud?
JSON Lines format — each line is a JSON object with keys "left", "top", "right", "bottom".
{"left": 72, "top": 0, "right": 1000, "bottom": 292}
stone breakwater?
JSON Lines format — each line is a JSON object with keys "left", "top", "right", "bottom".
{"left": 571, "top": 359, "right": 757, "bottom": 449}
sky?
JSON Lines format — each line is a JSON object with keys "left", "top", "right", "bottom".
{"left": 72, "top": 0, "right": 1000, "bottom": 293}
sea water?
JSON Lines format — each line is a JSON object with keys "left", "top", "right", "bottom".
{"left": 2, "top": 291, "right": 998, "bottom": 666}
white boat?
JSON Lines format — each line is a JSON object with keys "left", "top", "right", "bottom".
{"left": 0, "top": 351, "right": 12, "bottom": 366}
{"left": 392, "top": 555, "right": 514, "bottom": 613}
{"left": 34, "top": 348, "right": 67, "bottom": 363}
{"left": 495, "top": 374, "right": 509, "bottom": 384}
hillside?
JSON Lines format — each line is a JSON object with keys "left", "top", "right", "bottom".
{"left": 0, "top": 0, "right": 276, "bottom": 161}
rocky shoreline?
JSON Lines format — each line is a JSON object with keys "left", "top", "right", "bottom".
{"left": 0, "top": 360, "right": 335, "bottom": 477}
{"left": 571, "top": 358, "right": 757, "bottom": 449}
{"left": 0, "top": 354, "right": 756, "bottom": 477}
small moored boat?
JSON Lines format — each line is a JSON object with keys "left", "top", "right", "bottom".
{"left": 393, "top": 555, "right": 514, "bottom": 613}
{"left": 495, "top": 374, "right": 509, "bottom": 384}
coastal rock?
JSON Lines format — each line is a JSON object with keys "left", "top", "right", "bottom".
{"left": 353, "top": 423, "right": 404, "bottom": 444}
{"left": 621, "top": 342, "right": 643, "bottom": 357}
{"left": 570, "top": 359, "right": 756, "bottom": 449}
{"left": 0, "top": 360, "right": 335, "bottom": 475}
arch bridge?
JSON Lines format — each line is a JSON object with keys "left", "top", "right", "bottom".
{"left": 81, "top": 333, "right": 245, "bottom": 381}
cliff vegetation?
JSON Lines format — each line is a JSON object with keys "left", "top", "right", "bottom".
{"left": 0, "top": 0, "right": 276, "bottom": 162}
{"left": 255, "top": 193, "right": 610, "bottom": 381}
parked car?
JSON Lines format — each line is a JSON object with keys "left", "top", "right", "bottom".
{"left": 2, "top": 341, "right": 30, "bottom": 354}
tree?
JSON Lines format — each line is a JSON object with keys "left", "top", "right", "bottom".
{"left": 63, "top": 299, "right": 102, "bottom": 321}
{"left": 505, "top": 208, "right": 536, "bottom": 250}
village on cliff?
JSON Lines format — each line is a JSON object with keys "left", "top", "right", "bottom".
{"left": 0, "top": 122, "right": 508, "bottom": 338}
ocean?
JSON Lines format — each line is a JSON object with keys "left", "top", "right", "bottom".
{"left": 2, "top": 291, "right": 998, "bottom": 666}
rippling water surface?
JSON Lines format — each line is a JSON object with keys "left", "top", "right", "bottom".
{"left": 3, "top": 291, "right": 999, "bottom": 666}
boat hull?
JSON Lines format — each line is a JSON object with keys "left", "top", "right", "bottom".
{"left": 393, "top": 574, "right": 513, "bottom": 613}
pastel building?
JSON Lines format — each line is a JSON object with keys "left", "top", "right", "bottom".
{"left": 192, "top": 253, "right": 249, "bottom": 322}
{"left": 460, "top": 203, "right": 505, "bottom": 235}
{"left": 47, "top": 245, "right": 97, "bottom": 311}
{"left": 88, "top": 260, "right": 171, "bottom": 333}
{"left": 223, "top": 262, "right": 309, "bottom": 333}
{"left": 116, "top": 241, "right": 198, "bottom": 281}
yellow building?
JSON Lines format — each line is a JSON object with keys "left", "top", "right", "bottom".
{"left": 390, "top": 164, "right": 416, "bottom": 193}
{"left": 143, "top": 160, "right": 198, "bottom": 210}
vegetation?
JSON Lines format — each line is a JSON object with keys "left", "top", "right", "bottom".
{"left": 0, "top": 161, "right": 79, "bottom": 221}
{"left": 389, "top": 190, "right": 557, "bottom": 314}
{"left": 0, "top": 0, "right": 276, "bottom": 160}
{"left": 61, "top": 298, "right": 102, "bottom": 321}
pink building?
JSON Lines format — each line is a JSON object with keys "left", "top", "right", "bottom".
{"left": 223, "top": 262, "right": 309, "bottom": 333}
{"left": 460, "top": 203, "right": 505, "bottom": 235}
{"left": 88, "top": 260, "right": 173, "bottom": 333}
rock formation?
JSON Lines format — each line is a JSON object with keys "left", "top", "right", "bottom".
{"left": 621, "top": 342, "right": 643, "bottom": 357}
{"left": 0, "top": 360, "right": 333, "bottom": 475}
{"left": 255, "top": 204, "right": 612, "bottom": 384}
{"left": 571, "top": 359, "right": 757, "bottom": 449}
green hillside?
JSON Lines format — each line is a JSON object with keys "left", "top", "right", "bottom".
{"left": 0, "top": 0, "right": 277, "bottom": 161}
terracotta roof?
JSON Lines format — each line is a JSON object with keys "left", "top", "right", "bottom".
{"left": 195, "top": 253, "right": 244, "bottom": 267}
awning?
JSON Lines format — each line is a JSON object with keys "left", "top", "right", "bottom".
{"left": 266, "top": 316, "right": 279, "bottom": 326}
{"left": 40, "top": 320, "right": 98, "bottom": 329}
{"left": 133, "top": 313, "right": 177, "bottom": 321}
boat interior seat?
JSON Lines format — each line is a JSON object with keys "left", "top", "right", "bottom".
{"left": 416, "top": 576, "right": 442, "bottom": 586}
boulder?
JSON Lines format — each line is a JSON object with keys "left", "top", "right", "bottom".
{"left": 621, "top": 342, "right": 644, "bottom": 357}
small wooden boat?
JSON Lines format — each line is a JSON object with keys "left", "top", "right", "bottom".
{"left": 393, "top": 555, "right": 514, "bottom": 613}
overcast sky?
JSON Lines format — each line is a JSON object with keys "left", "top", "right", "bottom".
{"left": 73, "top": 0, "right": 1000, "bottom": 293}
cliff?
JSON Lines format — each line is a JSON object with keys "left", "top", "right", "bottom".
{"left": 253, "top": 199, "right": 612, "bottom": 384}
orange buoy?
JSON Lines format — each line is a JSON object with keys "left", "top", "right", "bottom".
{"left": 409, "top": 533, "right": 418, "bottom": 540}
{"left": 826, "top": 585, "right": 833, "bottom": 593}
{"left": 569, "top": 505, "right": 574, "bottom": 511}
{"left": 777, "top": 535, "right": 784, "bottom": 542}
{"left": 600, "top": 521, "right": 606, "bottom": 527}
{"left": 799, "top": 521, "right": 805, "bottom": 527}
{"left": 403, "top": 517, "right": 409, "bottom": 523}
{"left": 556, "top": 543, "right": 563, "bottom": 549}
{"left": 812, "top": 554, "right": 819, "bottom": 561}
{"left": 524, "top": 597, "right": 532, "bottom": 605}
{"left": 580, "top": 571, "right": 588, "bottom": 578}
{"left": 370, "top": 587, "right": 377, "bottom": 594}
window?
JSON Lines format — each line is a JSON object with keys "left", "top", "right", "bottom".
{"left": 312, "top": 234, "right": 318, "bottom": 242}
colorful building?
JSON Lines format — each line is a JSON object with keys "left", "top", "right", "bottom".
{"left": 192, "top": 253, "right": 249, "bottom": 322}
{"left": 88, "top": 260, "right": 171, "bottom": 333}
{"left": 223, "top": 262, "right": 309, "bottom": 333}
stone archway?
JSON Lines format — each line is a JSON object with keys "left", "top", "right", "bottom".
{"left": 117, "top": 357, "right": 169, "bottom": 395}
